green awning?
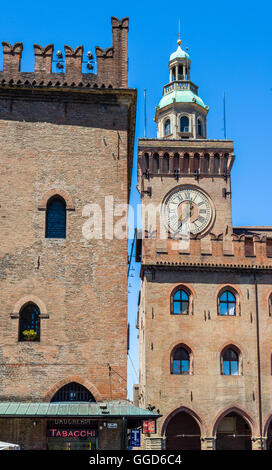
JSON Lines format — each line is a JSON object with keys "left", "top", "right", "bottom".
{"left": 0, "top": 401, "right": 160, "bottom": 419}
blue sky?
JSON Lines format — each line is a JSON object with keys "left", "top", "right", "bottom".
{"left": 1, "top": 0, "right": 271, "bottom": 400}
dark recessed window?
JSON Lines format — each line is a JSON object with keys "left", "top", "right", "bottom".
{"left": 180, "top": 116, "right": 189, "bottom": 133}
{"left": 19, "top": 303, "right": 40, "bottom": 342}
{"left": 222, "top": 348, "right": 239, "bottom": 376}
{"left": 172, "top": 289, "right": 189, "bottom": 315}
{"left": 153, "top": 154, "right": 159, "bottom": 174}
{"left": 163, "top": 154, "right": 169, "bottom": 173}
{"left": 144, "top": 153, "right": 149, "bottom": 170}
{"left": 46, "top": 196, "right": 66, "bottom": 239}
{"left": 51, "top": 382, "right": 95, "bottom": 402}
{"left": 197, "top": 119, "right": 203, "bottom": 136}
{"left": 219, "top": 290, "right": 236, "bottom": 316}
{"left": 178, "top": 65, "right": 183, "bottom": 79}
{"left": 269, "top": 294, "right": 272, "bottom": 316}
{"left": 245, "top": 237, "right": 254, "bottom": 257}
{"left": 164, "top": 119, "right": 171, "bottom": 136}
{"left": 172, "top": 347, "right": 190, "bottom": 375}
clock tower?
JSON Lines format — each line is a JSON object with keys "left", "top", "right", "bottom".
{"left": 137, "top": 36, "right": 272, "bottom": 451}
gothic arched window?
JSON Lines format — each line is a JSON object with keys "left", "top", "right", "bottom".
{"left": 221, "top": 347, "right": 239, "bottom": 376}
{"left": 180, "top": 116, "right": 189, "bottom": 133}
{"left": 164, "top": 119, "right": 171, "bottom": 136}
{"left": 219, "top": 289, "right": 236, "bottom": 316}
{"left": 171, "top": 346, "right": 190, "bottom": 375}
{"left": 19, "top": 303, "right": 40, "bottom": 342}
{"left": 171, "top": 287, "right": 190, "bottom": 315}
{"left": 46, "top": 196, "right": 66, "bottom": 238}
{"left": 51, "top": 382, "right": 96, "bottom": 402}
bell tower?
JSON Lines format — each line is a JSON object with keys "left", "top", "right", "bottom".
{"left": 155, "top": 37, "right": 209, "bottom": 140}
{"left": 137, "top": 26, "right": 272, "bottom": 450}
{"left": 137, "top": 30, "right": 272, "bottom": 452}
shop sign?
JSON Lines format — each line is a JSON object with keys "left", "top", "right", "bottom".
{"left": 142, "top": 420, "right": 156, "bottom": 434}
{"left": 50, "top": 419, "right": 95, "bottom": 425}
{"left": 130, "top": 429, "right": 141, "bottom": 447}
{"left": 47, "top": 428, "right": 96, "bottom": 438}
{"left": 107, "top": 423, "right": 118, "bottom": 429}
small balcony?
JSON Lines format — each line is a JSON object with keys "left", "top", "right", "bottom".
{"left": 163, "top": 80, "right": 198, "bottom": 96}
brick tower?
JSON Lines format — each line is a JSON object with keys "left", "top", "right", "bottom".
{"left": 137, "top": 36, "right": 272, "bottom": 450}
{"left": 0, "top": 17, "right": 142, "bottom": 450}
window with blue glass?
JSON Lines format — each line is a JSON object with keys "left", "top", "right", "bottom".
{"left": 171, "top": 288, "right": 190, "bottom": 315}
{"left": 46, "top": 196, "right": 66, "bottom": 238}
{"left": 180, "top": 116, "right": 189, "bottom": 133}
{"left": 172, "top": 347, "right": 190, "bottom": 375}
{"left": 222, "top": 348, "right": 239, "bottom": 376}
{"left": 164, "top": 119, "right": 171, "bottom": 136}
{"left": 219, "top": 290, "right": 236, "bottom": 316}
{"left": 19, "top": 303, "right": 40, "bottom": 342}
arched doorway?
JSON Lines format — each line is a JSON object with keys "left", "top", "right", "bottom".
{"left": 267, "top": 419, "right": 272, "bottom": 450}
{"left": 47, "top": 382, "right": 97, "bottom": 450}
{"left": 165, "top": 410, "right": 201, "bottom": 450}
{"left": 215, "top": 412, "right": 252, "bottom": 450}
{"left": 50, "top": 382, "right": 96, "bottom": 402}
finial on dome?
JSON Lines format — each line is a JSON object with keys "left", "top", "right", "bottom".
{"left": 177, "top": 19, "right": 182, "bottom": 46}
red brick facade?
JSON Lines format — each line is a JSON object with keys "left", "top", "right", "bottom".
{"left": 0, "top": 15, "right": 136, "bottom": 415}
{"left": 137, "top": 147, "right": 272, "bottom": 450}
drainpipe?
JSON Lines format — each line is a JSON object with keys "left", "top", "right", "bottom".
{"left": 254, "top": 271, "right": 263, "bottom": 449}
{"left": 121, "top": 416, "right": 127, "bottom": 450}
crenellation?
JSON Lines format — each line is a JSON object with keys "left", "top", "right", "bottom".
{"left": 0, "top": 17, "right": 129, "bottom": 89}
{"left": 141, "top": 234, "right": 272, "bottom": 268}
{"left": 33, "top": 44, "right": 54, "bottom": 74}
{"left": 2, "top": 42, "right": 23, "bottom": 73}
{"left": 64, "top": 45, "right": 83, "bottom": 78}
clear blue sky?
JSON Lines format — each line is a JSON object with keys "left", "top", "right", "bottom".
{"left": 1, "top": 0, "right": 271, "bottom": 400}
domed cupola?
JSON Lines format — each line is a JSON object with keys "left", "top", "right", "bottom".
{"left": 155, "top": 37, "right": 209, "bottom": 140}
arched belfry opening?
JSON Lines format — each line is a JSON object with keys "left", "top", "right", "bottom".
{"left": 164, "top": 410, "right": 201, "bottom": 450}
{"left": 50, "top": 382, "right": 96, "bottom": 402}
{"left": 215, "top": 412, "right": 252, "bottom": 450}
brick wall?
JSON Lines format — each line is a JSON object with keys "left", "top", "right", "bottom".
{"left": 0, "top": 18, "right": 136, "bottom": 403}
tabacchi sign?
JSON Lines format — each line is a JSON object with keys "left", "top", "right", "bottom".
{"left": 48, "top": 429, "right": 96, "bottom": 438}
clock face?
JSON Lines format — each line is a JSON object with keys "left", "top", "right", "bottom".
{"left": 164, "top": 187, "right": 213, "bottom": 235}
